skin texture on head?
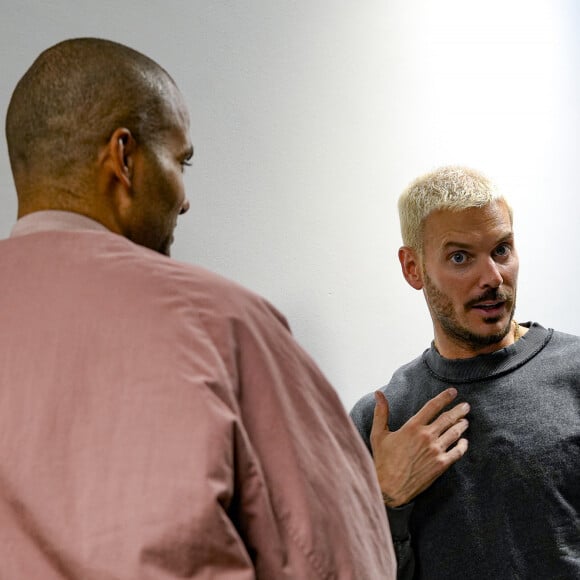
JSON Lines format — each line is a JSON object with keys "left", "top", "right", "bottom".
{"left": 5, "top": 37, "right": 193, "bottom": 256}
{"left": 397, "top": 167, "right": 524, "bottom": 358}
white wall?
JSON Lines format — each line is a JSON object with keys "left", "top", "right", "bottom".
{"left": 1, "top": 1, "right": 579, "bottom": 410}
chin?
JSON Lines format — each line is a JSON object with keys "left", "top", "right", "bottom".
{"left": 482, "top": 312, "right": 514, "bottom": 330}
{"left": 441, "top": 316, "right": 513, "bottom": 350}
{"left": 472, "top": 319, "right": 513, "bottom": 347}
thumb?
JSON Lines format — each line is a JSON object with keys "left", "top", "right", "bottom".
{"left": 370, "top": 390, "right": 391, "bottom": 451}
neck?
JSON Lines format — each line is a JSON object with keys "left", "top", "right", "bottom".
{"left": 17, "top": 192, "right": 124, "bottom": 237}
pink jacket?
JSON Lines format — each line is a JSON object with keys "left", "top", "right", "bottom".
{"left": 0, "top": 212, "right": 395, "bottom": 579}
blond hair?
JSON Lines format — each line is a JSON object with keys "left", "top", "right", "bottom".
{"left": 398, "top": 166, "right": 511, "bottom": 251}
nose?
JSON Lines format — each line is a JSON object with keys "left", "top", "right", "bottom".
{"left": 179, "top": 198, "right": 190, "bottom": 215}
{"left": 480, "top": 257, "right": 503, "bottom": 288}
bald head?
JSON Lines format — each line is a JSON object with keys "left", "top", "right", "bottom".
{"left": 6, "top": 38, "right": 178, "bottom": 204}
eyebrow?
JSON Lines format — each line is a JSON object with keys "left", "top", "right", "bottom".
{"left": 442, "top": 232, "right": 514, "bottom": 252}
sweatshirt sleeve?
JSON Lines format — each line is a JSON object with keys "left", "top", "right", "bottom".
{"left": 350, "top": 393, "right": 415, "bottom": 579}
{"left": 387, "top": 504, "right": 415, "bottom": 580}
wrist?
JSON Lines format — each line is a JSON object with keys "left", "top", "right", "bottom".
{"left": 381, "top": 489, "right": 405, "bottom": 508}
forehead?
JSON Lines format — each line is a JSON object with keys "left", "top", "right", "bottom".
{"left": 168, "top": 85, "right": 190, "bottom": 130}
{"left": 157, "top": 81, "right": 191, "bottom": 147}
{"left": 422, "top": 201, "right": 513, "bottom": 254}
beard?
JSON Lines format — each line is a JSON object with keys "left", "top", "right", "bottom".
{"left": 423, "top": 271, "right": 516, "bottom": 350}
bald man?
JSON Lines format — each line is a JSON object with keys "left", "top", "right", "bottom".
{"left": 0, "top": 38, "right": 396, "bottom": 579}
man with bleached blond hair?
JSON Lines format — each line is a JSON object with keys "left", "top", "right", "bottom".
{"left": 352, "top": 166, "right": 580, "bottom": 579}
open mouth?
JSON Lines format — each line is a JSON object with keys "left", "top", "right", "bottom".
{"left": 471, "top": 301, "right": 505, "bottom": 315}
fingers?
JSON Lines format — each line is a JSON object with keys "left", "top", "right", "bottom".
{"left": 430, "top": 401, "right": 470, "bottom": 436}
{"left": 444, "top": 437, "right": 469, "bottom": 464}
{"left": 370, "top": 388, "right": 471, "bottom": 506}
{"left": 414, "top": 437, "right": 469, "bottom": 500}
{"left": 370, "top": 391, "right": 390, "bottom": 450}
{"left": 412, "top": 387, "right": 459, "bottom": 425}
{"left": 437, "top": 417, "right": 469, "bottom": 450}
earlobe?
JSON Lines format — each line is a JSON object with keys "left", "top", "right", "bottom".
{"left": 398, "top": 246, "right": 424, "bottom": 290}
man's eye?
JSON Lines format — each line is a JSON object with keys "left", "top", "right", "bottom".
{"left": 495, "top": 243, "right": 510, "bottom": 256}
{"left": 450, "top": 252, "right": 466, "bottom": 264}
{"left": 180, "top": 160, "right": 192, "bottom": 172}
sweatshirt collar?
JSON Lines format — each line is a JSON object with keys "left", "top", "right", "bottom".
{"left": 423, "top": 322, "right": 552, "bottom": 383}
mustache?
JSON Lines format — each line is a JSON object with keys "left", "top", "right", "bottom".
{"left": 465, "top": 288, "right": 512, "bottom": 309}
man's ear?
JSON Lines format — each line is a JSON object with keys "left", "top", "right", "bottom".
{"left": 97, "top": 127, "right": 139, "bottom": 221}
{"left": 398, "top": 246, "right": 424, "bottom": 290}
{"left": 103, "top": 127, "right": 136, "bottom": 191}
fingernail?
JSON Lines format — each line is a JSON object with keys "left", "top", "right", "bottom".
{"left": 461, "top": 403, "right": 470, "bottom": 413}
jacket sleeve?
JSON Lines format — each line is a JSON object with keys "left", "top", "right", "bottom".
{"left": 197, "top": 287, "right": 397, "bottom": 578}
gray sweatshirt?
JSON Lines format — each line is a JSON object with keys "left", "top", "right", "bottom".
{"left": 351, "top": 323, "right": 580, "bottom": 580}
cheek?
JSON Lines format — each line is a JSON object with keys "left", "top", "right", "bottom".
{"left": 430, "top": 269, "right": 463, "bottom": 294}
{"left": 507, "top": 260, "right": 519, "bottom": 282}
{"left": 435, "top": 279, "right": 470, "bottom": 310}
{"left": 158, "top": 166, "right": 185, "bottom": 211}
{"left": 169, "top": 169, "right": 186, "bottom": 204}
